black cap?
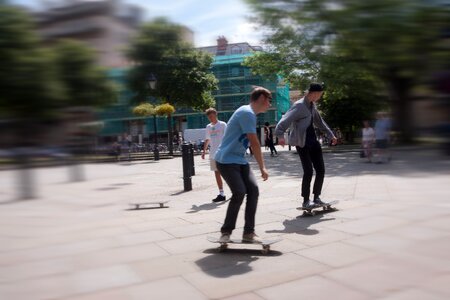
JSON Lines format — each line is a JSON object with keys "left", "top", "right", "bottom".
{"left": 308, "top": 83, "right": 324, "bottom": 92}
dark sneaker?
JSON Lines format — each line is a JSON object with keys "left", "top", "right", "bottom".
{"left": 212, "top": 194, "right": 226, "bottom": 202}
{"left": 313, "top": 198, "right": 328, "bottom": 206}
{"left": 302, "top": 202, "right": 317, "bottom": 209}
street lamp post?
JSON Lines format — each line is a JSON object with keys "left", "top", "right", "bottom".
{"left": 147, "top": 74, "right": 159, "bottom": 161}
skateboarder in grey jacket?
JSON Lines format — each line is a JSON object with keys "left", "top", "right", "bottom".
{"left": 275, "top": 83, "right": 337, "bottom": 209}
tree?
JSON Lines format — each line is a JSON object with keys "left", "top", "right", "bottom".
{"left": 52, "top": 39, "right": 116, "bottom": 109}
{"left": 127, "top": 18, "right": 217, "bottom": 109}
{"left": 246, "top": 0, "right": 450, "bottom": 142}
{"left": 0, "top": 4, "right": 118, "bottom": 196}
{"left": 127, "top": 18, "right": 218, "bottom": 154}
{"left": 0, "top": 4, "right": 63, "bottom": 124}
{"left": 244, "top": 27, "right": 384, "bottom": 139}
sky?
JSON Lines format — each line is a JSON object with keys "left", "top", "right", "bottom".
{"left": 11, "top": 0, "right": 265, "bottom": 47}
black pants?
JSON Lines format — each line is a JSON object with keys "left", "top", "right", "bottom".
{"left": 216, "top": 162, "right": 259, "bottom": 234}
{"left": 266, "top": 139, "right": 278, "bottom": 155}
{"left": 296, "top": 141, "right": 325, "bottom": 201}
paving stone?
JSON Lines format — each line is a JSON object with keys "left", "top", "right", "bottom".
{"left": 295, "top": 241, "right": 376, "bottom": 267}
{"left": 255, "top": 275, "right": 371, "bottom": 300}
{"left": 184, "top": 253, "right": 329, "bottom": 299}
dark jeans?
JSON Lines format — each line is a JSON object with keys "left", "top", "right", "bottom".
{"left": 266, "top": 139, "right": 278, "bottom": 155}
{"left": 216, "top": 162, "right": 259, "bottom": 235}
{"left": 296, "top": 141, "right": 325, "bottom": 201}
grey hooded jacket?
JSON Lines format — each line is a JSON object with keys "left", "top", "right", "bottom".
{"left": 275, "top": 97, "right": 335, "bottom": 147}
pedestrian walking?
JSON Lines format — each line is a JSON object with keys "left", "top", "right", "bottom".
{"left": 362, "top": 120, "right": 375, "bottom": 162}
{"left": 374, "top": 112, "right": 392, "bottom": 163}
{"left": 201, "top": 108, "right": 227, "bottom": 202}
{"left": 264, "top": 122, "right": 278, "bottom": 156}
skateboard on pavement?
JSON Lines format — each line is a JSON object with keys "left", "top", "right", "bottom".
{"left": 129, "top": 200, "right": 169, "bottom": 209}
{"left": 207, "top": 236, "right": 281, "bottom": 254}
{"left": 296, "top": 200, "right": 339, "bottom": 216}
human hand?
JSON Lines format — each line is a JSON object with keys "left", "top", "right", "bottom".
{"left": 278, "top": 137, "right": 285, "bottom": 148}
{"left": 261, "top": 168, "right": 269, "bottom": 181}
{"left": 331, "top": 137, "right": 338, "bottom": 146}
{"left": 201, "top": 152, "right": 205, "bottom": 159}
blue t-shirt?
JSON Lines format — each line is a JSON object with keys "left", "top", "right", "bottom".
{"left": 215, "top": 105, "right": 257, "bottom": 164}
{"left": 375, "top": 118, "right": 391, "bottom": 140}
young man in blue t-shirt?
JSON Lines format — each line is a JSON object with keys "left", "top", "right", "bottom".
{"left": 214, "top": 87, "right": 271, "bottom": 243}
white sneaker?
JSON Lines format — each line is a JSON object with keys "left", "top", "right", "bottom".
{"left": 219, "top": 233, "right": 230, "bottom": 243}
{"left": 242, "top": 233, "right": 262, "bottom": 243}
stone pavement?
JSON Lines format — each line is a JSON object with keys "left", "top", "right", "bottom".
{"left": 0, "top": 146, "right": 449, "bottom": 300}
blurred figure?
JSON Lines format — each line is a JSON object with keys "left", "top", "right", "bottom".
{"left": 264, "top": 122, "right": 278, "bottom": 156}
{"left": 361, "top": 120, "right": 375, "bottom": 162}
{"left": 275, "top": 83, "right": 337, "bottom": 209}
{"left": 201, "top": 108, "right": 227, "bottom": 203}
{"left": 374, "top": 112, "right": 392, "bottom": 163}
{"left": 335, "top": 128, "right": 343, "bottom": 145}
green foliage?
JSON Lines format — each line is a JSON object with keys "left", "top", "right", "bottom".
{"left": 126, "top": 18, "right": 218, "bottom": 111}
{"left": 245, "top": 0, "right": 450, "bottom": 140}
{"left": 0, "top": 5, "right": 62, "bottom": 120}
{"left": 0, "top": 5, "right": 117, "bottom": 121}
{"left": 52, "top": 40, "right": 116, "bottom": 108}
{"left": 132, "top": 103, "right": 155, "bottom": 117}
{"left": 155, "top": 103, "right": 175, "bottom": 116}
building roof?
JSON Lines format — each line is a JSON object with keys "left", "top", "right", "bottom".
{"left": 197, "top": 38, "right": 262, "bottom": 56}
{"left": 35, "top": 0, "right": 142, "bottom": 27}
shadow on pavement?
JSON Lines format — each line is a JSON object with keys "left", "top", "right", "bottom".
{"left": 171, "top": 190, "right": 189, "bottom": 196}
{"left": 266, "top": 215, "right": 335, "bottom": 235}
{"left": 195, "top": 249, "right": 282, "bottom": 278}
{"left": 186, "top": 200, "right": 229, "bottom": 214}
{"left": 110, "top": 182, "right": 132, "bottom": 186}
{"left": 95, "top": 186, "right": 119, "bottom": 191}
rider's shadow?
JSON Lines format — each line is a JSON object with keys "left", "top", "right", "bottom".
{"left": 186, "top": 200, "right": 229, "bottom": 214}
{"left": 266, "top": 215, "right": 335, "bottom": 235}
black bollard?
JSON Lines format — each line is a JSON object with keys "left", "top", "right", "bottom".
{"left": 189, "top": 143, "right": 195, "bottom": 176}
{"left": 153, "top": 147, "right": 159, "bottom": 161}
{"left": 181, "top": 143, "right": 192, "bottom": 191}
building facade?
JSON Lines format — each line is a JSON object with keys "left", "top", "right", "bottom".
{"left": 34, "top": 0, "right": 142, "bottom": 68}
{"left": 98, "top": 36, "right": 290, "bottom": 144}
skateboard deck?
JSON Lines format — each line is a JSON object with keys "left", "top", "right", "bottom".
{"left": 207, "top": 236, "right": 281, "bottom": 254}
{"left": 296, "top": 200, "right": 339, "bottom": 216}
{"left": 129, "top": 201, "right": 169, "bottom": 209}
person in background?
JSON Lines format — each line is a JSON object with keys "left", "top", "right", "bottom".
{"left": 264, "top": 122, "right": 278, "bottom": 156}
{"left": 202, "top": 108, "right": 227, "bottom": 202}
{"left": 362, "top": 120, "right": 375, "bottom": 162}
{"left": 374, "top": 112, "right": 392, "bottom": 163}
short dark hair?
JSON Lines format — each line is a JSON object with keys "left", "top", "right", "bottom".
{"left": 205, "top": 108, "right": 217, "bottom": 115}
{"left": 308, "top": 83, "right": 324, "bottom": 92}
{"left": 250, "top": 86, "right": 271, "bottom": 102}
{"left": 264, "top": 122, "right": 270, "bottom": 126}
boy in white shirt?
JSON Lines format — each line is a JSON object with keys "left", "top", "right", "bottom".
{"left": 202, "top": 108, "right": 227, "bottom": 202}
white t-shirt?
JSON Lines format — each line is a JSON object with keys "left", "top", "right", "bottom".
{"left": 362, "top": 127, "right": 375, "bottom": 142}
{"left": 205, "top": 120, "right": 227, "bottom": 159}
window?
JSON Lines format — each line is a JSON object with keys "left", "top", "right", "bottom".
{"left": 231, "top": 46, "right": 242, "bottom": 54}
